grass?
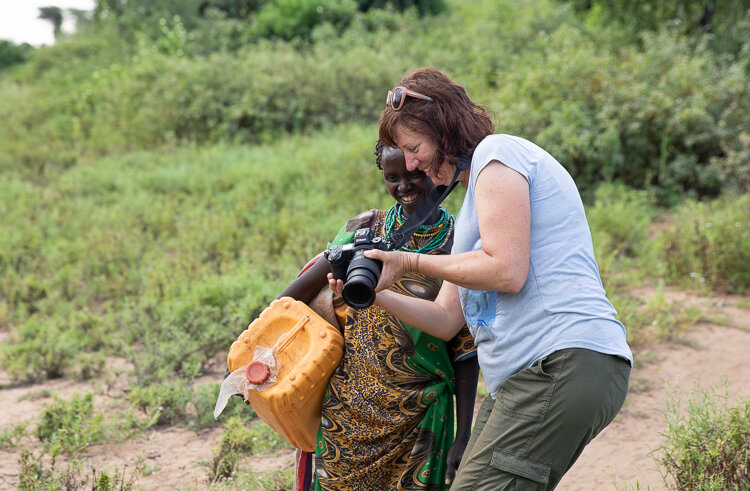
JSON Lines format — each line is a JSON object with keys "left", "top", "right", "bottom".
{"left": 613, "top": 284, "right": 706, "bottom": 348}
{"left": 17, "top": 451, "right": 143, "bottom": 491}
{"left": 204, "top": 469, "right": 294, "bottom": 491}
{"left": 1, "top": 124, "right": 747, "bottom": 488}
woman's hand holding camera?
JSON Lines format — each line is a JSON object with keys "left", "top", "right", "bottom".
{"left": 366, "top": 249, "right": 418, "bottom": 292}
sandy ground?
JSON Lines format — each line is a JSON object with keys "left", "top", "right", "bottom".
{"left": 1, "top": 290, "right": 748, "bottom": 490}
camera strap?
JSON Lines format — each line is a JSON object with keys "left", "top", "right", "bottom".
{"left": 384, "top": 155, "right": 472, "bottom": 251}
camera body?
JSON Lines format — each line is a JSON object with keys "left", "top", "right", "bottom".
{"left": 325, "top": 227, "right": 388, "bottom": 309}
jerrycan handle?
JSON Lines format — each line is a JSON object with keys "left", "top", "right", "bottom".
{"left": 275, "top": 315, "right": 311, "bottom": 353}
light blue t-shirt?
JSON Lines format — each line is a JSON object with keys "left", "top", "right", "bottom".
{"left": 452, "top": 134, "right": 633, "bottom": 398}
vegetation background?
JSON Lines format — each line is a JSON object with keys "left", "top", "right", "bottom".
{"left": 1, "top": 0, "right": 749, "bottom": 489}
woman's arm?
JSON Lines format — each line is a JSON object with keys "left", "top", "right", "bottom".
{"left": 277, "top": 256, "right": 330, "bottom": 303}
{"left": 329, "top": 274, "right": 466, "bottom": 341}
{"left": 367, "top": 161, "right": 531, "bottom": 294}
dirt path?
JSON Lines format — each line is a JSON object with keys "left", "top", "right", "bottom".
{"left": 1, "top": 292, "right": 749, "bottom": 490}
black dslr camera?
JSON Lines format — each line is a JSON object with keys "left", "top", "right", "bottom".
{"left": 324, "top": 228, "right": 389, "bottom": 309}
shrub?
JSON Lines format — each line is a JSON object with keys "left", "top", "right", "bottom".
{"left": 566, "top": 0, "right": 750, "bottom": 57}
{"left": 35, "top": 393, "right": 105, "bottom": 456}
{"left": 586, "top": 183, "right": 657, "bottom": 288}
{"left": 355, "top": 0, "right": 447, "bottom": 16}
{"left": 0, "top": 311, "right": 111, "bottom": 383}
{"left": 251, "top": 0, "right": 358, "bottom": 41}
{"left": 3, "top": 0, "right": 746, "bottom": 203}
{"left": 0, "top": 40, "right": 33, "bottom": 70}
{"left": 714, "top": 130, "right": 750, "bottom": 194}
{"left": 61, "top": 41, "right": 398, "bottom": 151}
{"left": 658, "top": 193, "right": 750, "bottom": 294}
{"left": 128, "top": 381, "right": 194, "bottom": 426}
{"left": 0, "top": 422, "right": 29, "bottom": 449}
{"left": 208, "top": 416, "right": 293, "bottom": 483}
{"left": 208, "top": 416, "right": 255, "bottom": 482}
{"left": 656, "top": 380, "right": 750, "bottom": 490}
{"left": 491, "top": 25, "right": 749, "bottom": 204}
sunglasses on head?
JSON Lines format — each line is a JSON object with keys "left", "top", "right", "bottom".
{"left": 386, "top": 86, "right": 433, "bottom": 111}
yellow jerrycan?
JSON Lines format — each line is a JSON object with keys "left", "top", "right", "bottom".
{"left": 216, "top": 296, "right": 344, "bottom": 452}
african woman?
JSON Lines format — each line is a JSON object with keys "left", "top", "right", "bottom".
{"left": 279, "top": 142, "right": 479, "bottom": 490}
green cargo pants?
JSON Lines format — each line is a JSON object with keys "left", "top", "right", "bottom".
{"left": 451, "top": 348, "right": 630, "bottom": 490}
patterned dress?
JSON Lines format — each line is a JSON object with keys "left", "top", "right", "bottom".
{"left": 313, "top": 208, "right": 475, "bottom": 491}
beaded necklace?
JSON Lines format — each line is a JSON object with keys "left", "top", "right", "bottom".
{"left": 384, "top": 204, "right": 454, "bottom": 254}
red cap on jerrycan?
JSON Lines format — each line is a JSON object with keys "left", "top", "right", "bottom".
{"left": 246, "top": 360, "right": 270, "bottom": 384}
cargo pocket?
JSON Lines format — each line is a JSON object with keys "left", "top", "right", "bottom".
{"left": 491, "top": 448, "right": 551, "bottom": 490}
{"left": 498, "top": 362, "right": 555, "bottom": 423}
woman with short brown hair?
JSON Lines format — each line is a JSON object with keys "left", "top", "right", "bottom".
{"left": 330, "top": 67, "right": 633, "bottom": 490}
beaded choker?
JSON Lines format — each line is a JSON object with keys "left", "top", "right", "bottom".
{"left": 384, "top": 204, "right": 453, "bottom": 254}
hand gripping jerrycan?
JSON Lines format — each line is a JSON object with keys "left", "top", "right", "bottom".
{"left": 213, "top": 297, "right": 344, "bottom": 452}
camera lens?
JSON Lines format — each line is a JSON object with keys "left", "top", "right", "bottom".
{"left": 342, "top": 250, "right": 382, "bottom": 308}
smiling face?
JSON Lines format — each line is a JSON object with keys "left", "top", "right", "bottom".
{"left": 392, "top": 124, "right": 452, "bottom": 186}
{"left": 381, "top": 146, "right": 435, "bottom": 216}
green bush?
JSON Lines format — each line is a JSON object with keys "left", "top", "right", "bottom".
{"left": 0, "top": 423, "right": 29, "bottom": 450}
{"left": 0, "top": 312, "right": 109, "bottom": 382}
{"left": 252, "top": 0, "right": 358, "bottom": 41}
{"left": 586, "top": 183, "right": 657, "bottom": 288}
{"left": 658, "top": 193, "right": 750, "bottom": 294}
{"left": 355, "top": 0, "right": 447, "bottom": 15}
{"left": 566, "top": 0, "right": 750, "bottom": 57}
{"left": 656, "top": 380, "right": 750, "bottom": 490}
{"left": 208, "top": 416, "right": 293, "bottom": 483}
{"left": 89, "top": 0, "right": 445, "bottom": 46}
{"left": 491, "top": 25, "right": 749, "bottom": 204}
{"left": 209, "top": 416, "right": 256, "bottom": 482}
{"left": 0, "top": 40, "right": 33, "bottom": 70}
{"left": 714, "top": 130, "right": 750, "bottom": 194}
{"left": 128, "top": 380, "right": 194, "bottom": 425}
{"left": 47, "top": 40, "right": 399, "bottom": 152}
{"left": 35, "top": 393, "right": 105, "bottom": 456}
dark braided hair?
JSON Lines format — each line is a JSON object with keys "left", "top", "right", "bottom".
{"left": 374, "top": 139, "right": 384, "bottom": 170}
{"left": 374, "top": 139, "right": 407, "bottom": 170}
